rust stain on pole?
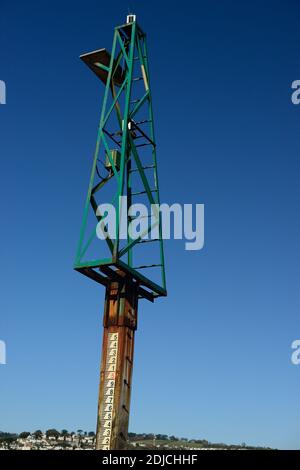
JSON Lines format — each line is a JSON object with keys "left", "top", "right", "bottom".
{"left": 96, "top": 276, "right": 138, "bottom": 450}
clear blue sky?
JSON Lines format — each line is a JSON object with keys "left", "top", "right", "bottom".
{"left": 1, "top": 0, "right": 300, "bottom": 450}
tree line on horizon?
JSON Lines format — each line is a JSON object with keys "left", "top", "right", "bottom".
{"left": 0, "top": 431, "right": 272, "bottom": 450}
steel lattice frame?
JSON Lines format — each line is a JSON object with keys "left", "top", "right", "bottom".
{"left": 75, "top": 19, "right": 167, "bottom": 301}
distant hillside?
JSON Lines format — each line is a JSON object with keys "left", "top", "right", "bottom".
{"left": 127, "top": 433, "right": 272, "bottom": 450}
{"left": 0, "top": 431, "right": 273, "bottom": 450}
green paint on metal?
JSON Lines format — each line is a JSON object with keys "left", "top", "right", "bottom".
{"left": 74, "top": 18, "right": 167, "bottom": 298}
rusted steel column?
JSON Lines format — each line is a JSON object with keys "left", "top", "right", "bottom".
{"left": 95, "top": 276, "right": 138, "bottom": 450}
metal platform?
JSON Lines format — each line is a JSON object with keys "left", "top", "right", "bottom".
{"left": 80, "top": 48, "right": 124, "bottom": 86}
{"left": 75, "top": 259, "right": 167, "bottom": 303}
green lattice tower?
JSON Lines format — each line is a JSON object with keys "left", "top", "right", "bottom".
{"left": 75, "top": 16, "right": 167, "bottom": 450}
{"left": 75, "top": 15, "right": 167, "bottom": 302}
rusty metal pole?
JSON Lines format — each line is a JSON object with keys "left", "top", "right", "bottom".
{"left": 95, "top": 276, "right": 138, "bottom": 450}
